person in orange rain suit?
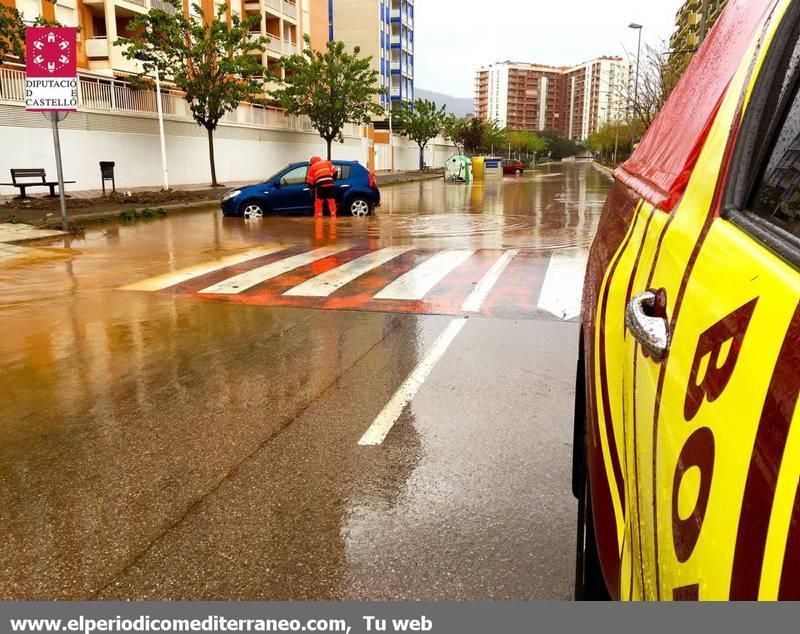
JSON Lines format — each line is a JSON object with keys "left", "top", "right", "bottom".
{"left": 306, "top": 156, "right": 339, "bottom": 218}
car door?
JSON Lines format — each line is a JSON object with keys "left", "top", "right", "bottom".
{"left": 623, "top": 1, "right": 800, "bottom": 600}
{"left": 271, "top": 165, "right": 313, "bottom": 214}
{"left": 332, "top": 164, "right": 352, "bottom": 206}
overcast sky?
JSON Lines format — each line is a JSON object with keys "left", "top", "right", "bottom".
{"left": 415, "top": 0, "right": 686, "bottom": 98}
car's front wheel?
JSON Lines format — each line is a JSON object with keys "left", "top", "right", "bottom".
{"left": 348, "top": 197, "right": 372, "bottom": 217}
{"left": 515, "top": 168, "right": 523, "bottom": 175}
{"left": 241, "top": 201, "right": 265, "bottom": 219}
{"left": 575, "top": 473, "right": 611, "bottom": 600}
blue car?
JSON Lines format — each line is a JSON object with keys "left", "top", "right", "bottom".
{"left": 220, "top": 160, "right": 381, "bottom": 218}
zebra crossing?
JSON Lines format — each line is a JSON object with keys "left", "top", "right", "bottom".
{"left": 121, "top": 244, "right": 588, "bottom": 321}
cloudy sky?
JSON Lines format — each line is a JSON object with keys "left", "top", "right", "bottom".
{"left": 415, "top": 0, "right": 685, "bottom": 98}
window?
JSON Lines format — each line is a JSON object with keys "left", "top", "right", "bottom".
{"left": 750, "top": 88, "right": 800, "bottom": 239}
{"left": 335, "top": 165, "right": 352, "bottom": 180}
{"left": 725, "top": 5, "right": 800, "bottom": 267}
{"left": 280, "top": 166, "right": 308, "bottom": 185}
{"left": 746, "top": 20, "right": 800, "bottom": 241}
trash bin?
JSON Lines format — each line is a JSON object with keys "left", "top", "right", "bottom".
{"left": 100, "top": 161, "right": 116, "bottom": 195}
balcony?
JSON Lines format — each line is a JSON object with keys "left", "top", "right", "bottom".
{"left": 282, "top": 0, "right": 297, "bottom": 19}
{"left": 118, "top": 0, "right": 147, "bottom": 9}
{"left": 85, "top": 37, "right": 109, "bottom": 59}
{"left": 152, "top": 0, "right": 178, "bottom": 12}
{"left": 266, "top": 37, "right": 282, "bottom": 55}
{"left": 264, "top": 0, "right": 281, "bottom": 13}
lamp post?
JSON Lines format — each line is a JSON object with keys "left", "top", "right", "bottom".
{"left": 154, "top": 65, "right": 169, "bottom": 191}
{"left": 629, "top": 22, "right": 643, "bottom": 120}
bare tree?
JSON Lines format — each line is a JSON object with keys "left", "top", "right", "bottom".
{"left": 614, "top": 41, "right": 683, "bottom": 131}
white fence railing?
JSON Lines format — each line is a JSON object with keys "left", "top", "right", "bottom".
{"left": 0, "top": 67, "right": 361, "bottom": 137}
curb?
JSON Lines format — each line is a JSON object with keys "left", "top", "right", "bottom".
{"left": 39, "top": 200, "right": 220, "bottom": 228}
{"left": 591, "top": 162, "right": 615, "bottom": 178}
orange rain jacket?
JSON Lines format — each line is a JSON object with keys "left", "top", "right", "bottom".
{"left": 306, "top": 157, "right": 338, "bottom": 188}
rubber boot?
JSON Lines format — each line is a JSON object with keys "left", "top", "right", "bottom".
{"left": 328, "top": 198, "right": 337, "bottom": 218}
{"left": 314, "top": 197, "right": 323, "bottom": 218}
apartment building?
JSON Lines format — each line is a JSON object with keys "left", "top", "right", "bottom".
{"left": 330, "top": 0, "right": 414, "bottom": 110}
{"left": 670, "top": 0, "right": 727, "bottom": 54}
{"left": 1, "top": 0, "right": 319, "bottom": 79}
{"left": 475, "top": 58, "right": 631, "bottom": 141}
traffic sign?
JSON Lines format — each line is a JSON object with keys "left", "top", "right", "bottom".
{"left": 25, "top": 27, "right": 78, "bottom": 112}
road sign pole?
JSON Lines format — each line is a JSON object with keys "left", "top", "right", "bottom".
{"left": 50, "top": 112, "right": 68, "bottom": 231}
{"left": 25, "top": 27, "right": 78, "bottom": 233}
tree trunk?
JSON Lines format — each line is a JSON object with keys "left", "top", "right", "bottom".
{"left": 206, "top": 126, "right": 218, "bottom": 187}
{"left": 419, "top": 144, "right": 425, "bottom": 171}
{"left": 326, "top": 137, "right": 333, "bottom": 161}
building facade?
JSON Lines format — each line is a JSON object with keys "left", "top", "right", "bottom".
{"left": 474, "top": 58, "right": 631, "bottom": 141}
{"left": 0, "top": 0, "right": 315, "bottom": 80}
{"left": 330, "top": 0, "right": 414, "bottom": 110}
{"left": 670, "top": 0, "right": 728, "bottom": 54}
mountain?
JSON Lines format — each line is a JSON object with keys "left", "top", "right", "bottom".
{"left": 415, "top": 88, "right": 474, "bottom": 117}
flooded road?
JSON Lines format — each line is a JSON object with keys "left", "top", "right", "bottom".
{"left": 0, "top": 163, "right": 611, "bottom": 600}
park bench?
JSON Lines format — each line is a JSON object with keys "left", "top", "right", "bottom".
{"left": 0, "top": 169, "right": 76, "bottom": 199}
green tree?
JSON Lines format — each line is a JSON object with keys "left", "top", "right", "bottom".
{"left": 586, "top": 119, "right": 646, "bottom": 165}
{"left": 539, "top": 129, "right": 585, "bottom": 161}
{"left": 460, "top": 118, "right": 485, "bottom": 155}
{"left": 118, "top": 1, "right": 268, "bottom": 186}
{"left": 481, "top": 120, "right": 507, "bottom": 155}
{"left": 442, "top": 114, "right": 466, "bottom": 152}
{"left": 271, "top": 35, "right": 384, "bottom": 160}
{"left": 0, "top": 2, "right": 59, "bottom": 65}
{"left": 507, "top": 130, "right": 547, "bottom": 160}
{"left": 394, "top": 99, "right": 446, "bottom": 170}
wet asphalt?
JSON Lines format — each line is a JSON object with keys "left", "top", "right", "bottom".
{"left": 0, "top": 163, "right": 611, "bottom": 600}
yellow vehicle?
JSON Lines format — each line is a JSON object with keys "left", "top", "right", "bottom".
{"left": 575, "top": 0, "right": 800, "bottom": 600}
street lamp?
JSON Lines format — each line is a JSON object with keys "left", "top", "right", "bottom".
{"left": 629, "top": 22, "right": 643, "bottom": 120}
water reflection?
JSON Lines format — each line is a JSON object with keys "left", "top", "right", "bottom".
{"left": 0, "top": 162, "right": 610, "bottom": 598}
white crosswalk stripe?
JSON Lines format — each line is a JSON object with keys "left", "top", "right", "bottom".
{"left": 536, "top": 247, "right": 589, "bottom": 321}
{"left": 199, "top": 246, "right": 351, "bottom": 295}
{"left": 120, "top": 245, "right": 285, "bottom": 292}
{"left": 283, "top": 247, "right": 413, "bottom": 297}
{"left": 462, "top": 249, "right": 520, "bottom": 313}
{"left": 373, "top": 249, "right": 475, "bottom": 301}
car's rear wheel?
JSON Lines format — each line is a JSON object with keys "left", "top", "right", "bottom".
{"left": 241, "top": 201, "right": 264, "bottom": 219}
{"left": 349, "top": 197, "right": 372, "bottom": 217}
{"left": 515, "top": 168, "right": 523, "bottom": 175}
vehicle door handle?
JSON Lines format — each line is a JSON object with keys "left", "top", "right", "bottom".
{"left": 625, "top": 290, "right": 670, "bottom": 361}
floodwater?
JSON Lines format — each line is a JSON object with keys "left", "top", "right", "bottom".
{"left": 0, "top": 163, "right": 611, "bottom": 600}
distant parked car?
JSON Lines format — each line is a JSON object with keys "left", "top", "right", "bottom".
{"left": 502, "top": 159, "right": 525, "bottom": 175}
{"left": 221, "top": 161, "right": 380, "bottom": 218}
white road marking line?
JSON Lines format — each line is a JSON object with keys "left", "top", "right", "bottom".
{"left": 199, "top": 246, "right": 351, "bottom": 295}
{"left": 120, "top": 245, "right": 286, "bottom": 292}
{"left": 358, "top": 317, "right": 468, "bottom": 446}
{"left": 461, "top": 249, "right": 521, "bottom": 313}
{"left": 373, "top": 249, "right": 475, "bottom": 301}
{"left": 537, "top": 247, "right": 589, "bottom": 321}
{"left": 283, "top": 247, "right": 412, "bottom": 297}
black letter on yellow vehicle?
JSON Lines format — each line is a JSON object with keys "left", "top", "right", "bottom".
{"left": 672, "top": 427, "right": 715, "bottom": 563}
{"left": 684, "top": 299, "right": 758, "bottom": 422}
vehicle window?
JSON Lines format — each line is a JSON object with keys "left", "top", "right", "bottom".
{"left": 749, "top": 46, "right": 800, "bottom": 239}
{"left": 281, "top": 166, "right": 308, "bottom": 185}
{"left": 337, "top": 165, "right": 352, "bottom": 180}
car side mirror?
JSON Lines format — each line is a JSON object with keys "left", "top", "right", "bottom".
{"left": 274, "top": 179, "right": 283, "bottom": 188}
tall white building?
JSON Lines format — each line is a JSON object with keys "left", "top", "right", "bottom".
{"left": 475, "top": 57, "right": 632, "bottom": 140}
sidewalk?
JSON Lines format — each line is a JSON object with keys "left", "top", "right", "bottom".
{"left": 0, "top": 223, "right": 70, "bottom": 267}
{"left": 1, "top": 170, "right": 444, "bottom": 228}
